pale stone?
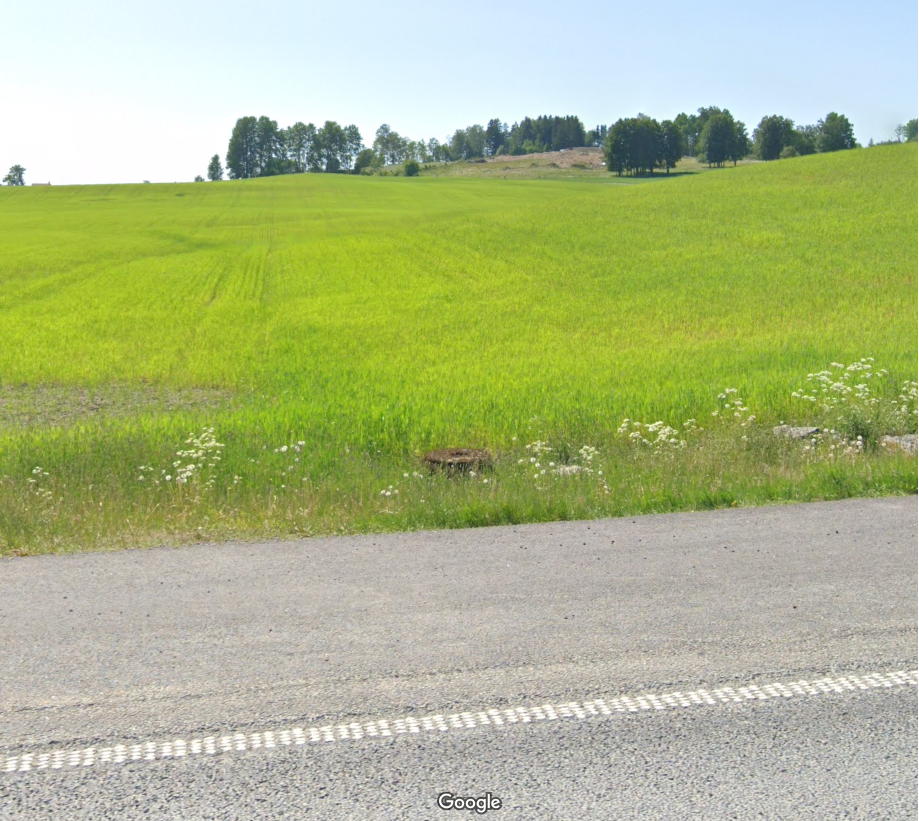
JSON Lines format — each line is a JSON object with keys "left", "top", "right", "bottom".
{"left": 773, "top": 425, "right": 821, "bottom": 439}
{"left": 880, "top": 434, "right": 917, "bottom": 454}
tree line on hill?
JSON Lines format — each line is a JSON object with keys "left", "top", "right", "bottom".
{"left": 372, "top": 116, "right": 605, "bottom": 165}
{"left": 214, "top": 114, "right": 604, "bottom": 179}
{"left": 218, "top": 116, "right": 364, "bottom": 180}
{"left": 206, "top": 114, "right": 918, "bottom": 181}
{"left": 487, "top": 116, "right": 592, "bottom": 155}
{"left": 603, "top": 108, "right": 879, "bottom": 176}
{"left": 605, "top": 116, "right": 693, "bottom": 175}
{"left": 2, "top": 114, "right": 916, "bottom": 188}
{"left": 751, "top": 112, "right": 858, "bottom": 159}
{"left": 604, "top": 107, "right": 753, "bottom": 175}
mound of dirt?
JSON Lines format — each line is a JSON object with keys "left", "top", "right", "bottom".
{"left": 484, "top": 147, "right": 606, "bottom": 169}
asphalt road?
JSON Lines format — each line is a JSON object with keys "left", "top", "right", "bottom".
{"left": 1, "top": 497, "right": 916, "bottom": 819}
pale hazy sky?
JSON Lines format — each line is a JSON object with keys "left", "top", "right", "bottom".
{"left": 2, "top": 0, "right": 916, "bottom": 185}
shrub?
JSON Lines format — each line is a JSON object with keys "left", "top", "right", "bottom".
{"left": 403, "top": 160, "right": 420, "bottom": 177}
{"left": 779, "top": 146, "right": 799, "bottom": 159}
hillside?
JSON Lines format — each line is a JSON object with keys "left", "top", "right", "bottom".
{"left": 0, "top": 144, "right": 915, "bottom": 554}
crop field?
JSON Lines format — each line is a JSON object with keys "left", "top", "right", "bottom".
{"left": 0, "top": 144, "right": 915, "bottom": 555}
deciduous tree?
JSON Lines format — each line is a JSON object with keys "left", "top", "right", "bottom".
{"left": 699, "top": 113, "right": 735, "bottom": 167}
{"left": 753, "top": 115, "right": 795, "bottom": 161}
{"left": 353, "top": 148, "right": 376, "bottom": 174}
{"left": 304, "top": 123, "right": 322, "bottom": 172}
{"left": 673, "top": 112, "right": 700, "bottom": 155}
{"left": 817, "top": 112, "right": 856, "bottom": 152}
{"left": 731, "top": 120, "right": 751, "bottom": 164}
{"left": 415, "top": 140, "right": 431, "bottom": 163}
{"left": 449, "top": 129, "right": 467, "bottom": 160}
{"left": 344, "top": 125, "right": 363, "bottom": 170}
{"left": 629, "top": 116, "right": 660, "bottom": 175}
{"left": 255, "top": 116, "right": 285, "bottom": 176}
{"left": 284, "top": 122, "right": 313, "bottom": 173}
{"left": 226, "top": 116, "right": 258, "bottom": 179}
{"left": 604, "top": 118, "right": 633, "bottom": 175}
{"left": 692, "top": 107, "right": 731, "bottom": 157}
{"left": 464, "top": 125, "right": 486, "bottom": 159}
{"left": 604, "top": 117, "right": 662, "bottom": 176}
{"left": 373, "top": 124, "right": 407, "bottom": 166}
{"left": 659, "top": 120, "right": 684, "bottom": 173}
{"left": 3, "top": 164, "right": 25, "bottom": 185}
{"left": 791, "top": 125, "right": 818, "bottom": 156}
{"left": 317, "top": 121, "right": 346, "bottom": 173}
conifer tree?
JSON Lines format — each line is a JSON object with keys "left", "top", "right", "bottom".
{"left": 207, "top": 154, "right": 223, "bottom": 181}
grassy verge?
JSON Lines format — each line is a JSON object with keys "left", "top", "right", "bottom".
{"left": 3, "top": 431, "right": 915, "bottom": 557}
{"left": 2, "top": 364, "right": 914, "bottom": 556}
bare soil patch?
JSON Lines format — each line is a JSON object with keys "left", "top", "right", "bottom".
{"left": 0, "top": 384, "right": 235, "bottom": 429}
{"left": 484, "top": 146, "right": 606, "bottom": 169}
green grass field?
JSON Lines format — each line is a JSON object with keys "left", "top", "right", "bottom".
{"left": 0, "top": 145, "right": 915, "bottom": 555}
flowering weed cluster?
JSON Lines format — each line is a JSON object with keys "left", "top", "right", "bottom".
{"left": 616, "top": 389, "right": 754, "bottom": 448}
{"left": 513, "top": 439, "right": 607, "bottom": 487}
{"left": 710, "top": 389, "right": 756, "bottom": 427}
{"left": 791, "top": 359, "right": 918, "bottom": 443}
{"left": 793, "top": 359, "right": 882, "bottom": 408}
{"left": 519, "top": 440, "right": 554, "bottom": 479}
{"left": 799, "top": 430, "right": 865, "bottom": 460}
{"left": 27, "top": 466, "right": 53, "bottom": 502}
{"left": 137, "top": 427, "right": 224, "bottom": 487}
{"left": 608, "top": 361, "right": 916, "bottom": 465}
{"left": 616, "top": 419, "right": 687, "bottom": 451}
{"left": 270, "top": 440, "right": 306, "bottom": 489}
{"left": 174, "top": 428, "right": 224, "bottom": 485}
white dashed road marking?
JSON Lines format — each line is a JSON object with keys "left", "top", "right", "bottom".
{"left": 3, "top": 669, "right": 915, "bottom": 774}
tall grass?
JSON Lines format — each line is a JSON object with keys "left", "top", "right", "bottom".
{"left": 0, "top": 145, "right": 915, "bottom": 555}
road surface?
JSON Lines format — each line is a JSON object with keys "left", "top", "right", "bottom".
{"left": 1, "top": 497, "right": 916, "bottom": 819}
